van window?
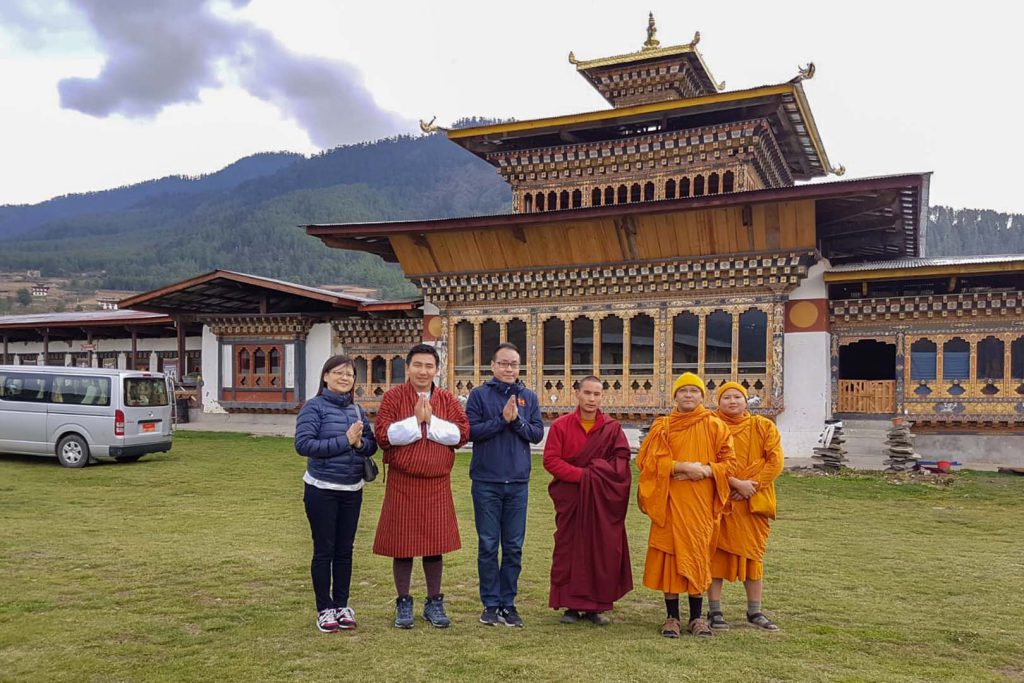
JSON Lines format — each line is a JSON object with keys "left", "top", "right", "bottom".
{"left": 0, "top": 372, "right": 49, "bottom": 403}
{"left": 124, "top": 378, "right": 169, "bottom": 407}
{"left": 52, "top": 375, "right": 111, "bottom": 406}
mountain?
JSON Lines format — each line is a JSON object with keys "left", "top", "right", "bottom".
{"left": 0, "top": 152, "right": 304, "bottom": 239}
{"left": 0, "top": 133, "right": 511, "bottom": 297}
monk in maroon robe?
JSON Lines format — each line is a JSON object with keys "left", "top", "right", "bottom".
{"left": 543, "top": 375, "right": 633, "bottom": 625}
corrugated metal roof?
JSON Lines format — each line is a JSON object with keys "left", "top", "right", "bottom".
{"left": 214, "top": 270, "right": 378, "bottom": 303}
{"left": 0, "top": 310, "right": 168, "bottom": 327}
{"left": 828, "top": 254, "right": 1024, "bottom": 273}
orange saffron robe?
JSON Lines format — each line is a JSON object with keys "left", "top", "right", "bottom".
{"left": 637, "top": 405, "right": 735, "bottom": 596}
{"left": 711, "top": 410, "right": 784, "bottom": 582}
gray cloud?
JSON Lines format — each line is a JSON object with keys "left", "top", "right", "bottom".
{"left": 49, "top": 0, "right": 410, "bottom": 145}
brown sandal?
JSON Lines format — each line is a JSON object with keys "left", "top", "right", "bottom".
{"left": 688, "top": 617, "right": 714, "bottom": 637}
{"left": 661, "top": 617, "right": 681, "bottom": 638}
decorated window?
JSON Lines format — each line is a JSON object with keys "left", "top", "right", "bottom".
{"left": 738, "top": 309, "right": 768, "bottom": 375}
{"left": 672, "top": 312, "right": 699, "bottom": 373}
{"left": 910, "top": 339, "right": 937, "bottom": 380}
{"left": 570, "top": 317, "right": 593, "bottom": 373}
{"left": 630, "top": 315, "right": 655, "bottom": 375}
{"left": 942, "top": 338, "right": 969, "bottom": 380}
{"left": 543, "top": 318, "right": 565, "bottom": 376}
{"left": 234, "top": 344, "right": 283, "bottom": 389}
{"left": 600, "top": 316, "right": 624, "bottom": 377}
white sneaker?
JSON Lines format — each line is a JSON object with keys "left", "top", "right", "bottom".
{"left": 317, "top": 608, "right": 340, "bottom": 633}
{"left": 336, "top": 606, "right": 357, "bottom": 630}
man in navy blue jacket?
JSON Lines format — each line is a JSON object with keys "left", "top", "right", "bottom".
{"left": 466, "top": 342, "right": 544, "bottom": 628}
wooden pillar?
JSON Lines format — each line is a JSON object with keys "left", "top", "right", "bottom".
{"left": 2, "top": 335, "right": 7, "bottom": 364}
{"left": 87, "top": 331, "right": 95, "bottom": 368}
{"left": 175, "top": 318, "right": 186, "bottom": 380}
{"left": 622, "top": 316, "right": 632, "bottom": 393}
{"left": 935, "top": 337, "right": 944, "bottom": 385}
{"left": 536, "top": 316, "right": 545, "bottom": 384}
{"left": 385, "top": 355, "right": 393, "bottom": 388}
{"left": 499, "top": 320, "right": 508, "bottom": 343}
{"left": 129, "top": 330, "right": 138, "bottom": 370}
{"left": 591, "top": 316, "right": 600, "bottom": 378}
{"left": 1004, "top": 333, "right": 1013, "bottom": 389}
{"left": 563, "top": 317, "right": 572, "bottom": 386}
{"left": 696, "top": 313, "right": 707, "bottom": 377}
{"left": 473, "top": 321, "right": 482, "bottom": 386}
{"left": 43, "top": 330, "right": 50, "bottom": 366}
{"left": 968, "top": 339, "right": 978, "bottom": 395}
{"left": 731, "top": 310, "right": 740, "bottom": 381}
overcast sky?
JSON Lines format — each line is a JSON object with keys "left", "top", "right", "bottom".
{"left": 1, "top": 0, "right": 1022, "bottom": 213}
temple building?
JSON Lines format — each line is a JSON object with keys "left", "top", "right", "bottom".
{"left": 306, "top": 16, "right": 1024, "bottom": 459}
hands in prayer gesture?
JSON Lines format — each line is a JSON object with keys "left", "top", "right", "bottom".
{"left": 346, "top": 420, "right": 363, "bottom": 448}
{"left": 502, "top": 395, "right": 518, "bottom": 423}
{"left": 414, "top": 396, "right": 433, "bottom": 424}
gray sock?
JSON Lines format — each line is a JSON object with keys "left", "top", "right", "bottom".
{"left": 747, "top": 600, "right": 761, "bottom": 616}
{"left": 708, "top": 599, "right": 722, "bottom": 615}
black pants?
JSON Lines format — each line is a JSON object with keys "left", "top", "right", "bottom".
{"left": 303, "top": 484, "right": 362, "bottom": 612}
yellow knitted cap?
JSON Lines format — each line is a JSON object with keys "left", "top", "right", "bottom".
{"left": 715, "top": 381, "right": 748, "bottom": 403}
{"left": 672, "top": 372, "right": 706, "bottom": 398}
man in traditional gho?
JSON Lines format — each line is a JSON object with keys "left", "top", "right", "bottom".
{"left": 636, "top": 372, "right": 735, "bottom": 638}
{"left": 707, "top": 381, "right": 783, "bottom": 631}
{"left": 373, "top": 344, "right": 470, "bottom": 629}
{"left": 543, "top": 376, "right": 633, "bottom": 626}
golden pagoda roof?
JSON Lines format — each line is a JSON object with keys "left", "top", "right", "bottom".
{"left": 569, "top": 14, "right": 721, "bottom": 98}
{"left": 448, "top": 83, "right": 833, "bottom": 180}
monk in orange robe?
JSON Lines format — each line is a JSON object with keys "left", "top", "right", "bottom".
{"left": 707, "top": 381, "right": 783, "bottom": 631}
{"left": 637, "top": 372, "right": 735, "bottom": 638}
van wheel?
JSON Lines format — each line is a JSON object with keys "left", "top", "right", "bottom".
{"left": 56, "top": 435, "right": 90, "bottom": 468}
{"left": 115, "top": 455, "right": 143, "bottom": 463}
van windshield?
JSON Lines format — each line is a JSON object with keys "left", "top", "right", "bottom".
{"left": 124, "top": 378, "right": 169, "bottom": 407}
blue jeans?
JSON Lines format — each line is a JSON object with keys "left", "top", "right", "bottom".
{"left": 471, "top": 480, "right": 529, "bottom": 608}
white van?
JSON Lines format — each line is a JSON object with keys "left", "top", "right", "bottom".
{"left": 0, "top": 365, "right": 174, "bottom": 468}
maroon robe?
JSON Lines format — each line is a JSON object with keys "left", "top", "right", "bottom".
{"left": 544, "top": 410, "right": 633, "bottom": 611}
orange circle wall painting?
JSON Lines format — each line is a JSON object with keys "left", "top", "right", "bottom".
{"left": 788, "top": 300, "right": 820, "bottom": 329}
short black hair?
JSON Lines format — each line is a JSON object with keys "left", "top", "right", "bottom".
{"left": 578, "top": 375, "right": 602, "bottom": 387}
{"left": 491, "top": 342, "right": 520, "bottom": 361}
{"left": 406, "top": 343, "right": 440, "bottom": 366}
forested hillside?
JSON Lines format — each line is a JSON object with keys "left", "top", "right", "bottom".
{"left": 0, "top": 129, "right": 1020, "bottom": 300}
{"left": 0, "top": 133, "right": 510, "bottom": 297}
{"left": 926, "top": 207, "right": 1023, "bottom": 257}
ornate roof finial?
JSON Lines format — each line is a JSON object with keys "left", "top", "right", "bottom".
{"left": 832, "top": 164, "right": 846, "bottom": 176}
{"left": 568, "top": 51, "right": 578, "bottom": 65}
{"left": 419, "top": 116, "right": 439, "bottom": 134}
{"left": 791, "top": 62, "right": 816, "bottom": 83}
{"left": 643, "top": 12, "right": 660, "bottom": 50}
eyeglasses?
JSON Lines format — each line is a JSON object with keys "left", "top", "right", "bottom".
{"left": 494, "top": 361, "right": 520, "bottom": 369}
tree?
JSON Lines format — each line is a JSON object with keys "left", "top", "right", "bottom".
{"left": 15, "top": 288, "right": 31, "bottom": 307}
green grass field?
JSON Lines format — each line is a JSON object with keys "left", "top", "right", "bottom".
{"left": 1, "top": 431, "right": 1023, "bottom": 682}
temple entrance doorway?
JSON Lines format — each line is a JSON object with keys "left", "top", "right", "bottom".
{"left": 837, "top": 339, "right": 896, "bottom": 413}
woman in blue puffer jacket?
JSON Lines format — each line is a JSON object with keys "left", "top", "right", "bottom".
{"left": 295, "top": 354, "right": 376, "bottom": 633}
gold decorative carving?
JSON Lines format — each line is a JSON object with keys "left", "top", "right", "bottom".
{"left": 643, "top": 12, "right": 660, "bottom": 50}
{"left": 419, "top": 116, "right": 439, "bottom": 134}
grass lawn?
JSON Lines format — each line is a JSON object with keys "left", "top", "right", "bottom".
{"left": 2, "top": 431, "right": 1023, "bottom": 682}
